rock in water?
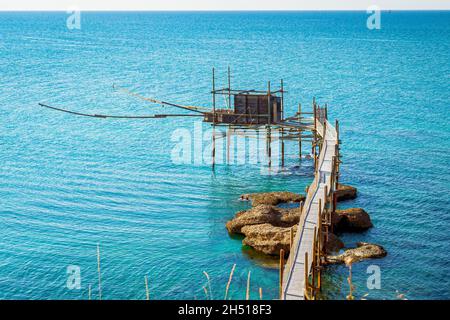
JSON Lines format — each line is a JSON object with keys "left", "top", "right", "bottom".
{"left": 324, "top": 242, "right": 387, "bottom": 265}
{"left": 335, "top": 184, "right": 357, "bottom": 201}
{"left": 226, "top": 205, "right": 301, "bottom": 234}
{"left": 332, "top": 208, "right": 373, "bottom": 232}
{"left": 240, "top": 191, "right": 305, "bottom": 206}
{"left": 241, "top": 223, "right": 296, "bottom": 256}
{"left": 323, "top": 232, "right": 345, "bottom": 254}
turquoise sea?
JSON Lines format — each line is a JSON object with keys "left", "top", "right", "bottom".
{"left": 0, "top": 11, "right": 449, "bottom": 300}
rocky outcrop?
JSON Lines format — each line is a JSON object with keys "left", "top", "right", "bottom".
{"left": 335, "top": 184, "right": 357, "bottom": 201}
{"left": 323, "top": 232, "right": 345, "bottom": 254}
{"left": 324, "top": 242, "right": 387, "bottom": 265}
{"left": 226, "top": 205, "right": 301, "bottom": 234}
{"left": 240, "top": 191, "right": 305, "bottom": 207}
{"left": 241, "top": 223, "right": 296, "bottom": 256}
{"left": 332, "top": 208, "right": 373, "bottom": 232}
{"left": 226, "top": 204, "right": 302, "bottom": 255}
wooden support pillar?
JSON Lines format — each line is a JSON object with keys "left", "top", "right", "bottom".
{"left": 335, "top": 150, "right": 340, "bottom": 190}
{"left": 312, "top": 227, "right": 317, "bottom": 294}
{"left": 314, "top": 153, "right": 318, "bottom": 173}
{"left": 316, "top": 244, "right": 321, "bottom": 293}
{"left": 335, "top": 119, "right": 339, "bottom": 142}
{"left": 279, "top": 249, "right": 285, "bottom": 300}
{"left": 331, "top": 193, "right": 336, "bottom": 234}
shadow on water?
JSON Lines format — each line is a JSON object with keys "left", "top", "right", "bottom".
{"left": 241, "top": 245, "right": 279, "bottom": 270}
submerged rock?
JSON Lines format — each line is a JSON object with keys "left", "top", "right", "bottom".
{"left": 240, "top": 191, "right": 305, "bottom": 206}
{"left": 241, "top": 246, "right": 280, "bottom": 269}
{"left": 335, "top": 184, "right": 357, "bottom": 201}
{"left": 226, "top": 205, "right": 301, "bottom": 234}
{"left": 323, "top": 232, "right": 345, "bottom": 254}
{"left": 332, "top": 208, "right": 373, "bottom": 232}
{"left": 324, "top": 242, "right": 387, "bottom": 265}
{"left": 241, "top": 223, "right": 296, "bottom": 256}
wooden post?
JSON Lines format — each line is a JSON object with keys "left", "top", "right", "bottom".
{"left": 279, "top": 249, "right": 285, "bottom": 300}
{"left": 316, "top": 224, "right": 321, "bottom": 293}
{"left": 331, "top": 196, "right": 335, "bottom": 232}
{"left": 335, "top": 119, "right": 339, "bottom": 142}
{"left": 312, "top": 227, "right": 317, "bottom": 291}
{"left": 335, "top": 148, "right": 340, "bottom": 191}
{"left": 314, "top": 153, "right": 318, "bottom": 173}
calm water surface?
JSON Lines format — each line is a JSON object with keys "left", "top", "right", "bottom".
{"left": 0, "top": 11, "right": 449, "bottom": 300}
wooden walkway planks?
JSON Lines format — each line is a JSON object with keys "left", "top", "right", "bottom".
{"left": 282, "top": 119, "right": 338, "bottom": 300}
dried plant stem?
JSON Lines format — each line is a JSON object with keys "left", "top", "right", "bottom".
{"left": 224, "top": 264, "right": 236, "bottom": 300}
{"left": 88, "top": 285, "right": 91, "bottom": 300}
{"left": 144, "top": 275, "right": 150, "bottom": 300}
{"left": 246, "top": 271, "right": 251, "bottom": 300}
{"left": 259, "top": 287, "right": 263, "bottom": 300}
{"left": 203, "top": 286, "right": 209, "bottom": 299}
{"left": 97, "top": 243, "right": 102, "bottom": 300}
{"left": 346, "top": 264, "right": 354, "bottom": 300}
{"left": 203, "top": 271, "right": 213, "bottom": 300}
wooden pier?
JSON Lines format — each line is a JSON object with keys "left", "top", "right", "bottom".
{"left": 281, "top": 115, "right": 340, "bottom": 300}
{"left": 38, "top": 69, "right": 341, "bottom": 300}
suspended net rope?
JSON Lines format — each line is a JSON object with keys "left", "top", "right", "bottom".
{"left": 38, "top": 103, "right": 202, "bottom": 119}
{"left": 112, "top": 84, "right": 209, "bottom": 114}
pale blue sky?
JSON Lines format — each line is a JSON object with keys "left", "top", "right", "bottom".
{"left": 1, "top": 0, "right": 449, "bottom": 11}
